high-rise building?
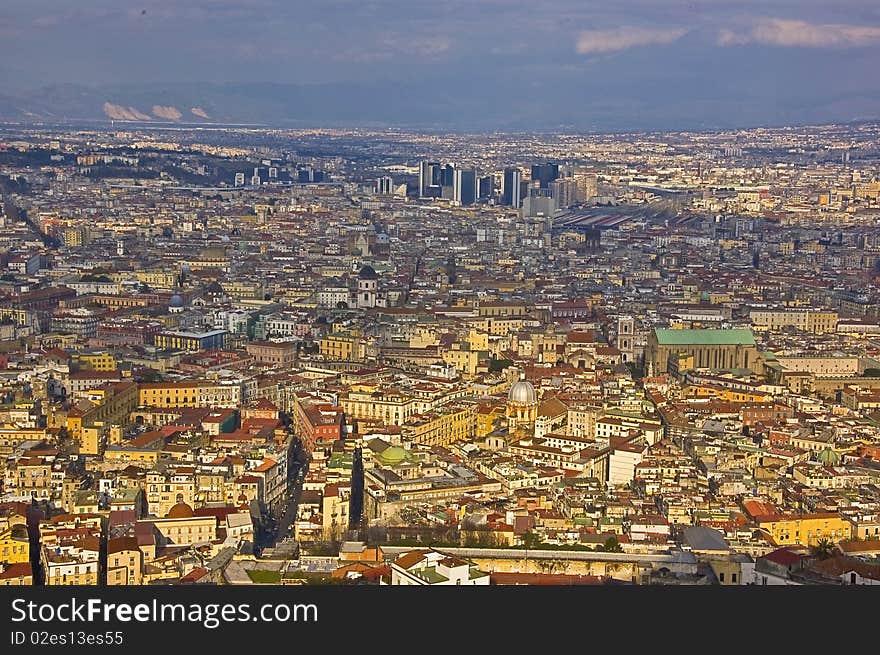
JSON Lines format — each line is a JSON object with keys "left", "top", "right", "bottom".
{"left": 477, "top": 175, "right": 493, "bottom": 199}
{"left": 521, "top": 188, "right": 557, "bottom": 217}
{"left": 574, "top": 173, "right": 598, "bottom": 202}
{"left": 376, "top": 176, "right": 393, "bottom": 195}
{"left": 549, "top": 178, "right": 579, "bottom": 209}
{"left": 531, "top": 163, "right": 559, "bottom": 189}
{"left": 502, "top": 167, "right": 522, "bottom": 208}
{"left": 453, "top": 168, "right": 477, "bottom": 206}
{"left": 441, "top": 164, "right": 456, "bottom": 188}
{"left": 419, "top": 161, "right": 441, "bottom": 197}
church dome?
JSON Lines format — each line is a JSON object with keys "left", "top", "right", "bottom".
{"left": 358, "top": 265, "right": 378, "bottom": 280}
{"left": 169, "top": 294, "right": 184, "bottom": 308}
{"left": 379, "top": 445, "right": 407, "bottom": 465}
{"left": 166, "top": 501, "right": 194, "bottom": 519}
{"left": 508, "top": 380, "right": 537, "bottom": 404}
{"left": 817, "top": 446, "right": 840, "bottom": 467}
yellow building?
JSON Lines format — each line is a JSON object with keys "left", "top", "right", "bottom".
{"left": 0, "top": 563, "right": 32, "bottom": 585}
{"left": 683, "top": 384, "right": 768, "bottom": 403}
{"left": 145, "top": 512, "right": 217, "bottom": 547}
{"left": 66, "top": 381, "right": 139, "bottom": 453}
{"left": 8, "top": 458, "right": 53, "bottom": 500}
{"left": 477, "top": 302, "right": 529, "bottom": 318}
{"left": 147, "top": 474, "right": 196, "bottom": 518}
{"left": 0, "top": 426, "right": 48, "bottom": 449}
{"left": 758, "top": 512, "right": 852, "bottom": 547}
{"left": 401, "top": 403, "right": 476, "bottom": 447}
{"left": 129, "top": 269, "right": 178, "bottom": 290}
{"left": 476, "top": 404, "right": 506, "bottom": 439}
{"left": 322, "top": 484, "right": 350, "bottom": 541}
{"left": 138, "top": 381, "right": 240, "bottom": 408}
{"left": 107, "top": 538, "right": 143, "bottom": 585}
{"left": 108, "top": 446, "right": 162, "bottom": 465}
{"left": 749, "top": 309, "right": 838, "bottom": 334}
{"left": 320, "top": 332, "right": 362, "bottom": 361}
{"left": 0, "top": 523, "right": 30, "bottom": 565}
{"left": 43, "top": 552, "right": 99, "bottom": 586}
{"left": 73, "top": 351, "right": 117, "bottom": 371}
{"left": 340, "top": 387, "right": 416, "bottom": 426}
{"left": 467, "top": 330, "right": 489, "bottom": 351}
{"left": 139, "top": 382, "right": 200, "bottom": 407}
{"left": 442, "top": 345, "right": 482, "bottom": 377}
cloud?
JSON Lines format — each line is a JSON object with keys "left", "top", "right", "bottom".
{"left": 576, "top": 26, "right": 687, "bottom": 54}
{"left": 191, "top": 107, "right": 210, "bottom": 119}
{"left": 152, "top": 105, "right": 182, "bottom": 120}
{"left": 379, "top": 34, "right": 452, "bottom": 57}
{"left": 718, "top": 19, "right": 880, "bottom": 48}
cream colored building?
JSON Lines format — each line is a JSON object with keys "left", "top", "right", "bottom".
{"left": 750, "top": 309, "right": 838, "bottom": 334}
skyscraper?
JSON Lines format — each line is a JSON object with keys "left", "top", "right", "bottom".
{"left": 502, "top": 167, "right": 522, "bottom": 208}
{"left": 477, "top": 174, "right": 493, "bottom": 199}
{"left": 574, "top": 173, "right": 598, "bottom": 202}
{"left": 549, "top": 177, "right": 579, "bottom": 209}
{"left": 453, "top": 168, "right": 477, "bottom": 206}
{"left": 376, "top": 176, "right": 393, "bottom": 194}
{"left": 441, "top": 163, "right": 456, "bottom": 188}
{"left": 418, "top": 161, "right": 441, "bottom": 197}
{"left": 531, "top": 163, "right": 560, "bottom": 189}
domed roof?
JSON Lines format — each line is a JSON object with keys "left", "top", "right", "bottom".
{"left": 379, "top": 445, "right": 407, "bottom": 465}
{"left": 817, "top": 446, "right": 840, "bottom": 466}
{"left": 508, "top": 380, "right": 537, "bottom": 405}
{"left": 169, "top": 294, "right": 184, "bottom": 308}
{"left": 166, "top": 501, "right": 194, "bottom": 519}
{"left": 358, "top": 265, "right": 378, "bottom": 280}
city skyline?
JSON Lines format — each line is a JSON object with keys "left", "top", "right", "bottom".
{"left": 1, "top": 119, "right": 879, "bottom": 589}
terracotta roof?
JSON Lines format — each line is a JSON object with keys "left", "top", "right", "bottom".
{"left": 108, "top": 536, "right": 140, "bottom": 555}
{"left": 394, "top": 550, "right": 429, "bottom": 570}
{"left": 812, "top": 556, "right": 880, "bottom": 581}
{"left": 762, "top": 547, "right": 806, "bottom": 567}
{"left": 0, "top": 563, "right": 32, "bottom": 579}
{"left": 839, "top": 540, "right": 880, "bottom": 554}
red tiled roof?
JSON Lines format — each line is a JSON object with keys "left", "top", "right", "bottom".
{"left": 762, "top": 547, "right": 805, "bottom": 567}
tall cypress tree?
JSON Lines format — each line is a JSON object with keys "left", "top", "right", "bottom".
{"left": 348, "top": 447, "right": 364, "bottom": 534}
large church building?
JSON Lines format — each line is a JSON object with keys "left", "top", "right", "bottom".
{"left": 646, "top": 328, "right": 759, "bottom": 374}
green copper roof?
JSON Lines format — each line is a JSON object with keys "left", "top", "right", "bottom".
{"left": 654, "top": 328, "right": 756, "bottom": 346}
{"left": 379, "top": 445, "right": 408, "bottom": 465}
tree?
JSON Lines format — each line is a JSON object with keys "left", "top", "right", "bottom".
{"left": 348, "top": 447, "right": 364, "bottom": 532}
{"left": 863, "top": 368, "right": 880, "bottom": 378}
{"left": 812, "top": 538, "right": 836, "bottom": 561}
{"left": 600, "top": 536, "right": 623, "bottom": 553}
{"left": 521, "top": 530, "right": 542, "bottom": 550}
{"left": 488, "top": 357, "right": 513, "bottom": 373}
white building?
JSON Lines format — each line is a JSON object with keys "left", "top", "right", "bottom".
{"left": 387, "top": 549, "right": 489, "bottom": 586}
{"left": 350, "top": 265, "right": 387, "bottom": 309}
{"left": 607, "top": 441, "right": 648, "bottom": 486}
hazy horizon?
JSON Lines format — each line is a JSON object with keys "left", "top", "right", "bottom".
{"left": 2, "top": 1, "right": 879, "bottom": 131}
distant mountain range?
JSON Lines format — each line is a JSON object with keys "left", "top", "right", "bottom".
{"left": 0, "top": 80, "right": 878, "bottom": 133}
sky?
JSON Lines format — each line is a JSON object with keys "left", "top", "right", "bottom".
{"left": 1, "top": 0, "right": 880, "bottom": 130}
